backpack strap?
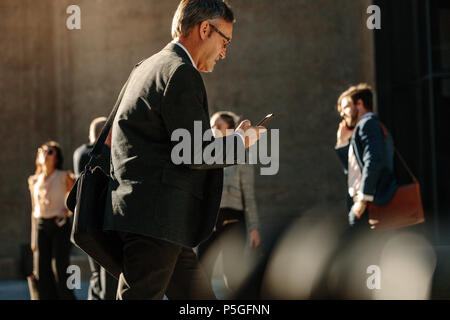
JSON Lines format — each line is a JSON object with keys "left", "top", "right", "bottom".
{"left": 379, "top": 122, "right": 418, "bottom": 184}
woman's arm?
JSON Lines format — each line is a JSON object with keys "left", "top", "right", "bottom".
{"left": 239, "top": 165, "right": 261, "bottom": 249}
{"left": 65, "top": 171, "right": 75, "bottom": 191}
{"left": 27, "top": 176, "right": 37, "bottom": 252}
{"left": 31, "top": 214, "right": 37, "bottom": 252}
{"left": 65, "top": 171, "right": 75, "bottom": 217}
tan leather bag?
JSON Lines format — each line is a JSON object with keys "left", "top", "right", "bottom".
{"left": 367, "top": 123, "right": 425, "bottom": 231}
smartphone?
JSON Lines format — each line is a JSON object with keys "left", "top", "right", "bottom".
{"left": 257, "top": 113, "right": 274, "bottom": 126}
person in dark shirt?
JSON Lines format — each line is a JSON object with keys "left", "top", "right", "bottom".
{"left": 73, "top": 117, "right": 111, "bottom": 178}
{"left": 73, "top": 117, "right": 117, "bottom": 300}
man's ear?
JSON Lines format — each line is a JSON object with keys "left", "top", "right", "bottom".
{"left": 356, "top": 99, "right": 365, "bottom": 111}
{"left": 199, "top": 21, "right": 210, "bottom": 40}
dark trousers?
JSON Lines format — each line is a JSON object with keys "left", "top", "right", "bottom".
{"left": 33, "top": 217, "right": 76, "bottom": 300}
{"left": 197, "top": 209, "right": 247, "bottom": 294}
{"left": 87, "top": 257, "right": 118, "bottom": 300}
{"left": 116, "top": 231, "right": 216, "bottom": 300}
{"left": 310, "top": 207, "right": 372, "bottom": 299}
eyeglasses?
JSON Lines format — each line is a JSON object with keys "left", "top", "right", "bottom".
{"left": 209, "top": 23, "right": 231, "bottom": 49}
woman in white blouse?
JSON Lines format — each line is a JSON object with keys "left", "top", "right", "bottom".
{"left": 28, "top": 141, "right": 76, "bottom": 300}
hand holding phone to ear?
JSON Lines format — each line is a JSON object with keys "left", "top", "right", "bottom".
{"left": 337, "top": 120, "right": 354, "bottom": 147}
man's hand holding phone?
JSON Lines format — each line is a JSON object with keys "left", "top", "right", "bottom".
{"left": 337, "top": 120, "right": 354, "bottom": 147}
{"left": 235, "top": 120, "right": 267, "bottom": 148}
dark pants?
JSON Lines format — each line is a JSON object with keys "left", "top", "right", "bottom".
{"left": 116, "top": 231, "right": 215, "bottom": 300}
{"left": 197, "top": 208, "right": 248, "bottom": 295}
{"left": 34, "top": 217, "right": 76, "bottom": 300}
{"left": 310, "top": 206, "right": 372, "bottom": 299}
{"left": 87, "top": 257, "right": 118, "bottom": 300}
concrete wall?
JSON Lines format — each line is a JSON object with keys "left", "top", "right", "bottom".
{"left": 0, "top": 0, "right": 374, "bottom": 279}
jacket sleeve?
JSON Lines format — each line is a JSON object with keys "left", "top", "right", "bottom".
{"left": 161, "top": 64, "right": 245, "bottom": 170}
{"left": 239, "top": 165, "right": 259, "bottom": 232}
{"left": 335, "top": 144, "right": 350, "bottom": 175}
{"left": 359, "top": 119, "right": 384, "bottom": 197}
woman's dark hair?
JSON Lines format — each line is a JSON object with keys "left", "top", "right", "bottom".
{"left": 218, "top": 113, "right": 236, "bottom": 129}
{"left": 34, "top": 141, "right": 64, "bottom": 175}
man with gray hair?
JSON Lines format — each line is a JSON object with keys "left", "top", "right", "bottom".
{"left": 103, "top": 0, "right": 265, "bottom": 299}
{"left": 73, "top": 117, "right": 117, "bottom": 300}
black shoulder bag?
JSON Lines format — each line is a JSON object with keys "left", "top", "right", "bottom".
{"left": 66, "top": 62, "right": 141, "bottom": 280}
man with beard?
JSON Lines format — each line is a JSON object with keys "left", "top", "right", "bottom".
{"left": 335, "top": 83, "right": 397, "bottom": 230}
{"left": 311, "top": 83, "right": 398, "bottom": 299}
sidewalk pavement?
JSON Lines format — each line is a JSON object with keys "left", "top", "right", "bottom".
{"left": 0, "top": 281, "right": 89, "bottom": 300}
{"left": 0, "top": 279, "right": 230, "bottom": 300}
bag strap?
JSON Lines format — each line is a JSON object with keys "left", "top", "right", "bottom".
{"left": 378, "top": 122, "right": 419, "bottom": 184}
{"left": 85, "top": 60, "right": 143, "bottom": 169}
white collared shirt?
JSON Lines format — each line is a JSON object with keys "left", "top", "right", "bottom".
{"left": 347, "top": 112, "right": 374, "bottom": 202}
{"left": 171, "top": 38, "right": 197, "bottom": 70}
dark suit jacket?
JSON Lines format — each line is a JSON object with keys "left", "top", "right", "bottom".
{"left": 104, "top": 43, "right": 244, "bottom": 247}
{"left": 335, "top": 114, "right": 398, "bottom": 207}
